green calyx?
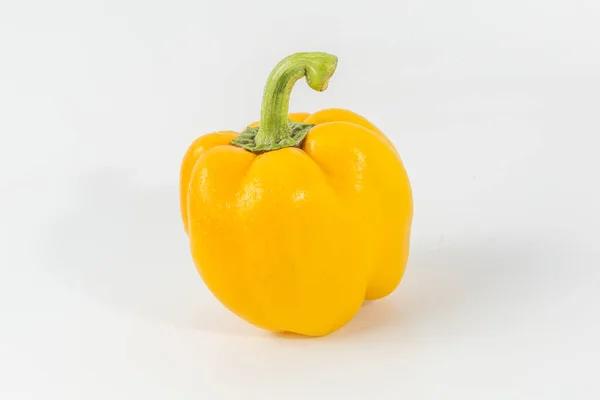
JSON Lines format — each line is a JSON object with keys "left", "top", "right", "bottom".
{"left": 231, "top": 52, "right": 338, "bottom": 154}
{"left": 231, "top": 120, "right": 314, "bottom": 154}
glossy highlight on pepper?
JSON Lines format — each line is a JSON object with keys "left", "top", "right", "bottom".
{"left": 180, "top": 52, "right": 413, "bottom": 336}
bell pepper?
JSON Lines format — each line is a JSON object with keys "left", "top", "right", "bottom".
{"left": 180, "top": 52, "right": 413, "bottom": 336}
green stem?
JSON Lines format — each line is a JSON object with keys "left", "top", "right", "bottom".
{"left": 253, "top": 52, "right": 338, "bottom": 147}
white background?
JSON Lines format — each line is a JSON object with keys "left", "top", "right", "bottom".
{"left": 1, "top": 0, "right": 599, "bottom": 398}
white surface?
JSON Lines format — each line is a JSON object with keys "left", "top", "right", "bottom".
{"left": 1, "top": 0, "right": 599, "bottom": 398}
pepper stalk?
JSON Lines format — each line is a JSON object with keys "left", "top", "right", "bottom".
{"left": 231, "top": 52, "right": 338, "bottom": 153}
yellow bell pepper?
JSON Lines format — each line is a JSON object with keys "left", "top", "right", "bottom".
{"left": 180, "top": 52, "right": 413, "bottom": 336}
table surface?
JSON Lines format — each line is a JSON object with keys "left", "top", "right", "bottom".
{"left": 1, "top": 0, "right": 599, "bottom": 399}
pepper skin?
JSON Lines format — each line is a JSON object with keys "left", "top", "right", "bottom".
{"left": 180, "top": 52, "right": 413, "bottom": 337}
